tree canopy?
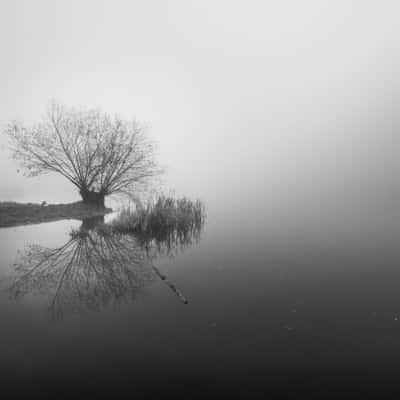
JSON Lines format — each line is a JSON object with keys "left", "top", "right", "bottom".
{"left": 5, "top": 103, "right": 161, "bottom": 207}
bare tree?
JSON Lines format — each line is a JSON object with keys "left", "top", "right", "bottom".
{"left": 4, "top": 102, "right": 161, "bottom": 207}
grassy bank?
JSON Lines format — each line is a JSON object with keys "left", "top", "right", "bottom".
{"left": 0, "top": 201, "right": 112, "bottom": 228}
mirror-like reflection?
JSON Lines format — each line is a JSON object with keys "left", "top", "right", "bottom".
{"left": 9, "top": 215, "right": 204, "bottom": 319}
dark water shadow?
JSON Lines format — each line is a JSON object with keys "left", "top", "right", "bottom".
{"left": 8, "top": 215, "right": 204, "bottom": 320}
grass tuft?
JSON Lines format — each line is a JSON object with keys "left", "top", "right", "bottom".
{"left": 111, "top": 195, "right": 206, "bottom": 250}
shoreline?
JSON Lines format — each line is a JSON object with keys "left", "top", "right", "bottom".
{"left": 0, "top": 201, "right": 113, "bottom": 228}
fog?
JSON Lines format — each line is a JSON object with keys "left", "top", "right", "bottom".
{"left": 1, "top": 0, "right": 399, "bottom": 230}
{"left": 2, "top": 3, "right": 400, "bottom": 396}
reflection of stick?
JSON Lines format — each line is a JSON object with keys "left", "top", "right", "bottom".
{"left": 151, "top": 265, "right": 188, "bottom": 304}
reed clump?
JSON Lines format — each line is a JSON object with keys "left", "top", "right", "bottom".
{"left": 111, "top": 195, "right": 205, "bottom": 248}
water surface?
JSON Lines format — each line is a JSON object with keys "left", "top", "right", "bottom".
{"left": 1, "top": 204, "right": 400, "bottom": 397}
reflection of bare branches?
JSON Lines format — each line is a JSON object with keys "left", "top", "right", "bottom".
{"left": 9, "top": 216, "right": 203, "bottom": 320}
{"left": 11, "top": 230, "right": 154, "bottom": 320}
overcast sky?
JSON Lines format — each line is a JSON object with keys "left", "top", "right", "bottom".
{"left": 1, "top": 1, "right": 399, "bottom": 222}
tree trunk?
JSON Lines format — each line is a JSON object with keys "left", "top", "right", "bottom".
{"left": 79, "top": 189, "right": 105, "bottom": 208}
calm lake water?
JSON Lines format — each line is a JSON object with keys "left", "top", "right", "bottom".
{"left": 1, "top": 201, "right": 400, "bottom": 397}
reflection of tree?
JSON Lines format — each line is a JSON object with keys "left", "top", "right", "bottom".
{"left": 10, "top": 216, "right": 203, "bottom": 319}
